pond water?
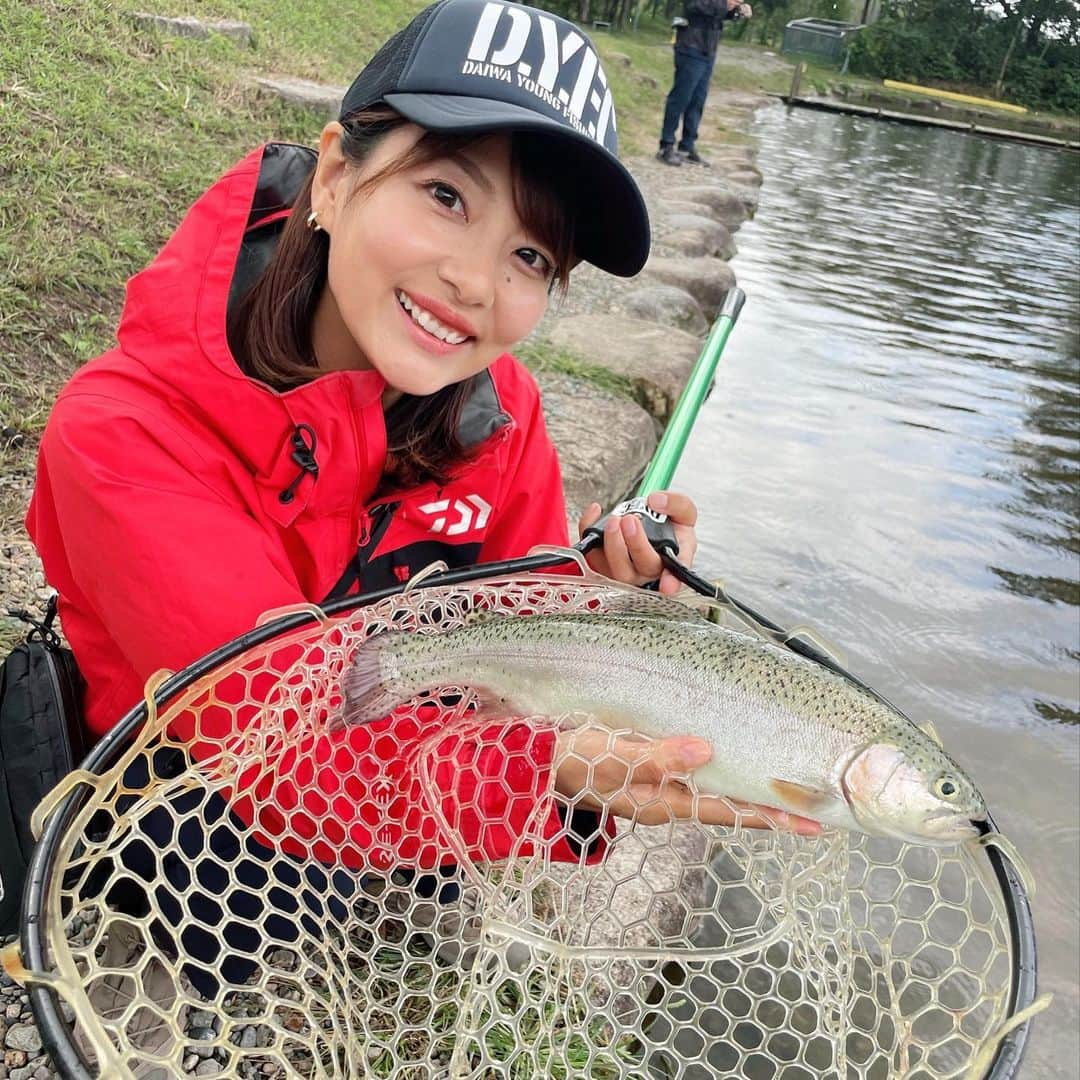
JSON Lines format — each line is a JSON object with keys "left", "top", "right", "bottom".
{"left": 674, "top": 106, "right": 1079, "bottom": 1076}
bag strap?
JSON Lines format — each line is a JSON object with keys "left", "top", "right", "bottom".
{"left": 8, "top": 594, "right": 63, "bottom": 650}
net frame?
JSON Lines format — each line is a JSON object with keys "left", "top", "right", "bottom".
{"left": 15, "top": 548, "right": 1038, "bottom": 1079}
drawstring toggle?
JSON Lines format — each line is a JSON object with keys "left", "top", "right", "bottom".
{"left": 279, "top": 423, "right": 320, "bottom": 504}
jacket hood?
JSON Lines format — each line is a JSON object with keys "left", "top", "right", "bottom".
{"left": 118, "top": 143, "right": 327, "bottom": 385}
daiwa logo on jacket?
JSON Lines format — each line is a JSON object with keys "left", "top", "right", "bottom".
{"left": 420, "top": 494, "right": 492, "bottom": 536}
{"left": 461, "top": 1, "right": 616, "bottom": 146}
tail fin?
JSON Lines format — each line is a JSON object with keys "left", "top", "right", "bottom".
{"left": 340, "top": 632, "right": 409, "bottom": 727}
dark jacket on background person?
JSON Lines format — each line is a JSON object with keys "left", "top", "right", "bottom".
{"left": 677, "top": 0, "right": 739, "bottom": 56}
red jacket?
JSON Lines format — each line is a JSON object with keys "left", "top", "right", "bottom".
{"left": 26, "top": 143, "right": 593, "bottom": 870}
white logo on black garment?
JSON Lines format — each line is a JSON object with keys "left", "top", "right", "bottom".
{"left": 463, "top": 1, "right": 615, "bottom": 145}
{"left": 420, "top": 494, "right": 493, "bottom": 536}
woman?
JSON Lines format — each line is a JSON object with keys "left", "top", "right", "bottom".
{"left": 27, "top": 0, "right": 816, "bottom": 1001}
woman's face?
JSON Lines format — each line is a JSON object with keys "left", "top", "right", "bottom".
{"left": 309, "top": 123, "right": 556, "bottom": 398}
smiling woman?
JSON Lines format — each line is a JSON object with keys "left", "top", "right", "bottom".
{"left": 229, "top": 110, "right": 578, "bottom": 492}
{"left": 19, "top": 0, "right": 744, "bottom": 1021}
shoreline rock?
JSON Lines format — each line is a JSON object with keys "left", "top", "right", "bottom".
{"left": 540, "top": 89, "right": 771, "bottom": 528}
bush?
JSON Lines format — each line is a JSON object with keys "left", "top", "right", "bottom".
{"left": 1004, "top": 51, "right": 1080, "bottom": 112}
{"left": 847, "top": 19, "right": 963, "bottom": 82}
{"left": 848, "top": 12, "right": 1080, "bottom": 112}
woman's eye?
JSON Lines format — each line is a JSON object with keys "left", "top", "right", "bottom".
{"left": 517, "top": 247, "right": 554, "bottom": 277}
{"left": 428, "top": 182, "right": 464, "bottom": 215}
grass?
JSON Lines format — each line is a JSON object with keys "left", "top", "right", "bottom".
{"left": 516, "top": 338, "right": 638, "bottom": 403}
{"left": 255, "top": 881, "right": 655, "bottom": 1078}
{"left": 0, "top": 0, "right": 427, "bottom": 437}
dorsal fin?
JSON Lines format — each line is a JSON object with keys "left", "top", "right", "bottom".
{"left": 453, "top": 579, "right": 712, "bottom": 628}
{"left": 587, "top": 586, "right": 711, "bottom": 625}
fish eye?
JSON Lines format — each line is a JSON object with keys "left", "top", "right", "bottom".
{"left": 934, "top": 775, "right": 959, "bottom": 799}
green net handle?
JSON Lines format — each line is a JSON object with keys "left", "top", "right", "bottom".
{"left": 636, "top": 287, "right": 746, "bottom": 497}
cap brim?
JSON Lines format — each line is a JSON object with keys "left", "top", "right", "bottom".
{"left": 383, "top": 92, "right": 650, "bottom": 277}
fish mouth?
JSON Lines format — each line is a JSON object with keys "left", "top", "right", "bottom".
{"left": 922, "top": 811, "right": 985, "bottom": 843}
{"left": 845, "top": 799, "right": 986, "bottom": 846}
{"left": 870, "top": 811, "right": 985, "bottom": 847}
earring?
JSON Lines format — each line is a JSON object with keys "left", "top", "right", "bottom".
{"left": 306, "top": 209, "right": 323, "bottom": 233}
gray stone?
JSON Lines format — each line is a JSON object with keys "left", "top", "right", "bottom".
{"left": 656, "top": 198, "right": 721, "bottom": 219}
{"left": 536, "top": 373, "right": 656, "bottom": 532}
{"left": 195, "top": 1062, "right": 223, "bottom": 1077}
{"left": 534, "top": 822, "right": 709, "bottom": 1020}
{"left": 2, "top": 1028, "right": 39, "bottom": 1056}
{"left": 546, "top": 315, "right": 703, "bottom": 424}
{"left": 206, "top": 19, "right": 252, "bottom": 44}
{"left": 131, "top": 13, "right": 253, "bottom": 45}
{"left": 642, "top": 256, "right": 737, "bottom": 320}
{"left": 705, "top": 144, "right": 757, "bottom": 166}
{"left": 667, "top": 184, "right": 748, "bottom": 228}
{"left": 620, "top": 284, "right": 707, "bottom": 336}
{"left": 132, "top": 12, "right": 208, "bottom": 37}
{"left": 254, "top": 77, "right": 345, "bottom": 118}
{"left": 726, "top": 166, "right": 764, "bottom": 188}
{"left": 188, "top": 1023, "right": 216, "bottom": 1057}
{"left": 656, "top": 213, "right": 737, "bottom": 260}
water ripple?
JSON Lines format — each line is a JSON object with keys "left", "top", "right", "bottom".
{"left": 675, "top": 105, "right": 1080, "bottom": 1053}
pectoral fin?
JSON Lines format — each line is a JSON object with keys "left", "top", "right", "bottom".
{"left": 769, "top": 779, "right": 832, "bottom": 813}
{"left": 470, "top": 686, "right": 522, "bottom": 720}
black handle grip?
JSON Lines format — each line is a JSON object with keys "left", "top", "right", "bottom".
{"left": 579, "top": 497, "right": 680, "bottom": 558}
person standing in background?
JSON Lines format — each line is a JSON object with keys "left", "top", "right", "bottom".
{"left": 657, "top": 0, "right": 753, "bottom": 167}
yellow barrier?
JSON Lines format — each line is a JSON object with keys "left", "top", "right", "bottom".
{"left": 883, "top": 79, "right": 1028, "bottom": 114}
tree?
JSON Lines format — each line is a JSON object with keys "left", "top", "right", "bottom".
{"left": 994, "top": 0, "right": 1078, "bottom": 95}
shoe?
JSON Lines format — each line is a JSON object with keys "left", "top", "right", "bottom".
{"left": 656, "top": 145, "right": 682, "bottom": 166}
{"left": 679, "top": 149, "right": 711, "bottom": 167}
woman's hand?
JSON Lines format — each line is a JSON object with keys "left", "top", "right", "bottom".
{"left": 578, "top": 491, "right": 699, "bottom": 596}
{"left": 553, "top": 727, "right": 821, "bottom": 835}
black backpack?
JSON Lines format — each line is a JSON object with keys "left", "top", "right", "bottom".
{"left": 0, "top": 597, "right": 85, "bottom": 935}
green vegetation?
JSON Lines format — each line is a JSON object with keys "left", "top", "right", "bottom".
{"left": 516, "top": 339, "right": 638, "bottom": 402}
{"left": 538, "top": 0, "right": 1080, "bottom": 112}
{"left": 846, "top": 0, "right": 1079, "bottom": 112}
{"left": 0, "top": 0, "right": 426, "bottom": 438}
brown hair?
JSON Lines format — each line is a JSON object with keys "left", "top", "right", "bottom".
{"left": 227, "top": 107, "right": 576, "bottom": 494}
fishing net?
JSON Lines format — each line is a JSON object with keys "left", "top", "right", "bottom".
{"left": 11, "top": 569, "right": 1036, "bottom": 1079}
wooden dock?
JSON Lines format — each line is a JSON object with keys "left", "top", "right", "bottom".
{"left": 769, "top": 64, "right": 1079, "bottom": 151}
{"left": 776, "top": 94, "right": 1080, "bottom": 151}
{"left": 768, "top": 88, "right": 1079, "bottom": 152}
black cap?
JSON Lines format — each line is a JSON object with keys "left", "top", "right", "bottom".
{"left": 339, "top": 0, "right": 650, "bottom": 277}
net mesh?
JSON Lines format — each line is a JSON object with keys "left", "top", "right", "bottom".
{"left": 23, "top": 573, "right": 1017, "bottom": 1079}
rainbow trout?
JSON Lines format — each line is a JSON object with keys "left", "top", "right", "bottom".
{"left": 342, "top": 597, "right": 986, "bottom": 846}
